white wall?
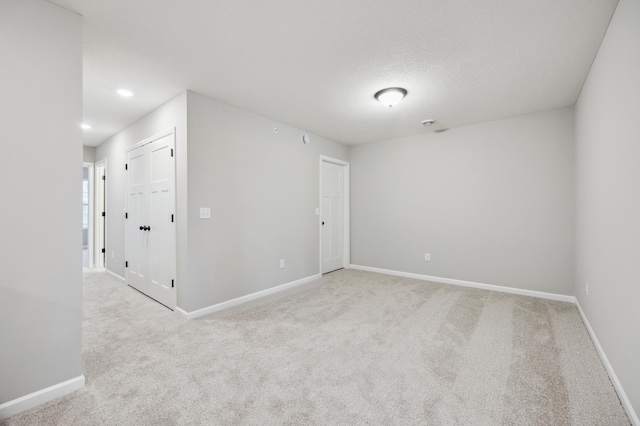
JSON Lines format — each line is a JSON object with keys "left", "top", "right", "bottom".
{"left": 574, "top": 0, "right": 640, "bottom": 418}
{"left": 0, "top": 0, "right": 83, "bottom": 406}
{"left": 184, "top": 91, "right": 348, "bottom": 311}
{"left": 95, "top": 93, "right": 187, "bottom": 285}
{"left": 350, "top": 108, "right": 575, "bottom": 294}
{"left": 83, "top": 146, "right": 96, "bottom": 163}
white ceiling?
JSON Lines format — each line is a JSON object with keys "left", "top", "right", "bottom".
{"left": 49, "top": 0, "right": 618, "bottom": 147}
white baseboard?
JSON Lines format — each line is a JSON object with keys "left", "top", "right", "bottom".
{"left": 0, "top": 375, "right": 85, "bottom": 420}
{"left": 575, "top": 301, "right": 639, "bottom": 426}
{"left": 177, "top": 274, "right": 322, "bottom": 320}
{"left": 105, "top": 269, "right": 126, "bottom": 283}
{"left": 348, "top": 264, "right": 576, "bottom": 303}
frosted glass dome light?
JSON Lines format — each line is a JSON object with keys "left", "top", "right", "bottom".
{"left": 375, "top": 87, "right": 407, "bottom": 107}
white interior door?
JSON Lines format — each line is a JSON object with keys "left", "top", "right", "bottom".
{"left": 321, "top": 161, "right": 345, "bottom": 274}
{"left": 125, "top": 131, "right": 176, "bottom": 309}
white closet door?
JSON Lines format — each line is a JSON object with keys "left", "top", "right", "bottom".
{"left": 125, "top": 131, "right": 176, "bottom": 309}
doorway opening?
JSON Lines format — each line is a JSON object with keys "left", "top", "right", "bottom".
{"left": 319, "top": 156, "right": 350, "bottom": 275}
{"left": 83, "top": 162, "right": 94, "bottom": 269}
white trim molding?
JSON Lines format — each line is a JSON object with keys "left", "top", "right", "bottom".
{"left": 127, "top": 127, "right": 175, "bottom": 151}
{"left": 575, "top": 301, "right": 639, "bottom": 426}
{"left": 348, "top": 264, "right": 576, "bottom": 303}
{"left": 0, "top": 375, "right": 85, "bottom": 420}
{"left": 94, "top": 159, "right": 107, "bottom": 269}
{"left": 105, "top": 269, "right": 126, "bottom": 283}
{"left": 177, "top": 274, "right": 321, "bottom": 320}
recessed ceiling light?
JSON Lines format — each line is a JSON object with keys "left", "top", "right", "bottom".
{"left": 421, "top": 119, "right": 436, "bottom": 126}
{"left": 81, "top": 123, "right": 91, "bottom": 130}
{"left": 116, "top": 88, "right": 133, "bottom": 98}
{"left": 375, "top": 87, "right": 407, "bottom": 108}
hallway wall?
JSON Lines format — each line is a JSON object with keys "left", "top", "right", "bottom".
{"left": 0, "top": 0, "right": 83, "bottom": 408}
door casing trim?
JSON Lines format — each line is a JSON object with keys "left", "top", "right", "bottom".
{"left": 94, "top": 159, "right": 107, "bottom": 269}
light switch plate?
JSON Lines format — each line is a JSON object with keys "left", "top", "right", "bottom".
{"left": 200, "top": 208, "right": 211, "bottom": 219}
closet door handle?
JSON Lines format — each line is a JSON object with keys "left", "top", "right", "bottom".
{"left": 140, "top": 226, "right": 144, "bottom": 231}
{"left": 145, "top": 226, "right": 151, "bottom": 232}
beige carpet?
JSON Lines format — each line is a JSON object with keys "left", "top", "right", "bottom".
{"left": 2, "top": 269, "right": 630, "bottom": 425}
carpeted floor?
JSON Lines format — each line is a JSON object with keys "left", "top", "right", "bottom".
{"left": 2, "top": 269, "right": 630, "bottom": 425}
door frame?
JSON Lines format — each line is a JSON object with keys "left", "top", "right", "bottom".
{"left": 83, "top": 162, "right": 95, "bottom": 268}
{"left": 319, "top": 155, "right": 350, "bottom": 274}
{"left": 94, "top": 159, "right": 107, "bottom": 269}
{"left": 124, "top": 128, "right": 177, "bottom": 309}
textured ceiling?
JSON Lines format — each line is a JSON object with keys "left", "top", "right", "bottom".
{"left": 49, "top": 0, "right": 618, "bottom": 147}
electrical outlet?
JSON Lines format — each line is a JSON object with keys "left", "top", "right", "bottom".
{"left": 585, "top": 281, "right": 589, "bottom": 295}
{"left": 425, "top": 253, "right": 431, "bottom": 261}
{"left": 280, "top": 259, "right": 285, "bottom": 269}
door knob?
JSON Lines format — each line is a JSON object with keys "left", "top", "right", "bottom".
{"left": 322, "top": 221, "right": 325, "bottom": 225}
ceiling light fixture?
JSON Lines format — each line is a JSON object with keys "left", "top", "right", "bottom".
{"left": 375, "top": 87, "right": 407, "bottom": 108}
{"left": 421, "top": 119, "right": 435, "bottom": 126}
{"left": 81, "top": 123, "right": 92, "bottom": 130}
{"left": 116, "top": 88, "right": 133, "bottom": 98}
